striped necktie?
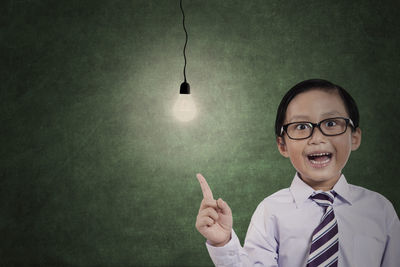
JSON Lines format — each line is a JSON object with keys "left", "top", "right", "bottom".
{"left": 306, "top": 191, "right": 338, "bottom": 267}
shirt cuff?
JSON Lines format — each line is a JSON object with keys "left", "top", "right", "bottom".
{"left": 205, "top": 229, "right": 241, "bottom": 266}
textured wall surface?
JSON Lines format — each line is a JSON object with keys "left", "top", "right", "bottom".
{"left": 1, "top": 0, "right": 399, "bottom": 266}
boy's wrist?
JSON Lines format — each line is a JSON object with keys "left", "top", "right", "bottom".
{"left": 208, "top": 234, "right": 232, "bottom": 247}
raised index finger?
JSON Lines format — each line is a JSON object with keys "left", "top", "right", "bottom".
{"left": 196, "top": 173, "right": 214, "bottom": 200}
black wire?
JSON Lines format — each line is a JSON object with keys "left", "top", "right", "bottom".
{"left": 180, "top": 0, "right": 188, "bottom": 83}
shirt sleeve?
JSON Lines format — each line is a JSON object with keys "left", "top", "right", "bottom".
{"left": 205, "top": 229, "right": 245, "bottom": 266}
{"left": 206, "top": 201, "right": 279, "bottom": 267}
{"left": 380, "top": 202, "right": 400, "bottom": 267}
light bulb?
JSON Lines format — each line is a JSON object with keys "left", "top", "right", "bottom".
{"left": 173, "top": 93, "right": 197, "bottom": 122}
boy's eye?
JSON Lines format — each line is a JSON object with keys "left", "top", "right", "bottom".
{"left": 325, "top": 120, "right": 337, "bottom": 127}
{"left": 295, "top": 123, "right": 310, "bottom": 130}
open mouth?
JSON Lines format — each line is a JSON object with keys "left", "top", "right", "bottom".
{"left": 307, "top": 152, "right": 332, "bottom": 167}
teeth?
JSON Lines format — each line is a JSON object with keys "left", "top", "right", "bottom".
{"left": 310, "top": 159, "right": 330, "bottom": 164}
{"left": 309, "top": 152, "right": 331, "bottom": 157}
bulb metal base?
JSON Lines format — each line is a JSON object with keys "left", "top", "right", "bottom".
{"left": 180, "top": 82, "right": 190, "bottom": 94}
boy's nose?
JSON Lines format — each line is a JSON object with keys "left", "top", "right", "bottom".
{"left": 308, "top": 126, "right": 327, "bottom": 144}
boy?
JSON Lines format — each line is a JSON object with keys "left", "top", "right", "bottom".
{"left": 195, "top": 79, "right": 400, "bottom": 266}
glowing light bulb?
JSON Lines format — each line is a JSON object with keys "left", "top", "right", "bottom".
{"left": 173, "top": 94, "right": 197, "bottom": 122}
{"left": 173, "top": 81, "right": 196, "bottom": 122}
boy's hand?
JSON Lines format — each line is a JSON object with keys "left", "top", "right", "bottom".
{"left": 195, "top": 173, "right": 232, "bottom": 247}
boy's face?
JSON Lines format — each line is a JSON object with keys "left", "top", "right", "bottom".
{"left": 277, "top": 89, "right": 362, "bottom": 190}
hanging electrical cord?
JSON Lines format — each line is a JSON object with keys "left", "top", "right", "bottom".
{"left": 180, "top": 0, "right": 188, "bottom": 84}
{"left": 178, "top": 0, "right": 190, "bottom": 95}
{"left": 173, "top": 0, "right": 196, "bottom": 122}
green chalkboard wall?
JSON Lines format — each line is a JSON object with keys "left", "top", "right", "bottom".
{"left": 1, "top": 0, "right": 399, "bottom": 266}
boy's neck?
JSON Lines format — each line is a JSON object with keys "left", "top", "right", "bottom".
{"left": 298, "top": 173, "right": 341, "bottom": 192}
{"left": 312, "top": 184, "right": 335, "bottom": 191}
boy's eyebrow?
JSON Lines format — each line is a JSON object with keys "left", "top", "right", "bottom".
{"left": 287, "top": 111, "right": 343, "bottom": 122}
{"left": 320, "top": 111, "right": 343, "bottom": 117}
{"left": 288, "top": 115, "right": 310, "bottom": 121}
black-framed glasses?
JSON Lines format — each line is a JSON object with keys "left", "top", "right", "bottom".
{"left": 280, "top": 117, "right": 354, "bottom": 140}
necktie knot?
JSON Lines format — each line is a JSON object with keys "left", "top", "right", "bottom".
{"left": 311, "top": 190, "right": 336, "bottom": 207}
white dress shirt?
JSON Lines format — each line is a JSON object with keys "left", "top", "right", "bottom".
{"left": 206, "top": 173, "right": 400, "bottom": 267}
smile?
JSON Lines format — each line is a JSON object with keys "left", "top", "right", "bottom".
{"left": 307, "top": 152, "right": 332, "bottom": 168}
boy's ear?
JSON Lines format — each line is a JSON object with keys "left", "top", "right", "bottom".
{"left": 351, "top": 127, "right": 362, "bottom": 151}
{"left": 277, "top": 136, "right": 289, "bottom": 158}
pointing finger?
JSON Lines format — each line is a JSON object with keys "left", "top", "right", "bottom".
{"left": 196, "top": 173, "right": 214, "bottom": 200}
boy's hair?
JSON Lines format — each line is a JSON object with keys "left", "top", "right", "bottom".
{"left": 275, "top": 79, "right": 360, "bottom": 137}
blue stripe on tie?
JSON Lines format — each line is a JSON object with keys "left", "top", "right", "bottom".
{"left": 326, "top": 256, "right": 338, "bottom": 267}
{"left": 308, "top": 242, "right": 339, "bottom": 267}
{"left": 312, "top": 208, "right": 335, "bottom": 238}
{"left": 312, "top": 220, "right": 337, "bottom": 244}
{"left": 320, "top": 206, "right": 333, "bottom": 224}
{"left": 308, "top": 237, "right": 338, "bottom": 263}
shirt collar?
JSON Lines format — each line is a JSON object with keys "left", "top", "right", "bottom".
{"left": 290, "top": 172, "right": 353, "bottom": 208}
{"left": 332, "top": 174, "right": 352, "bottom": 205}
